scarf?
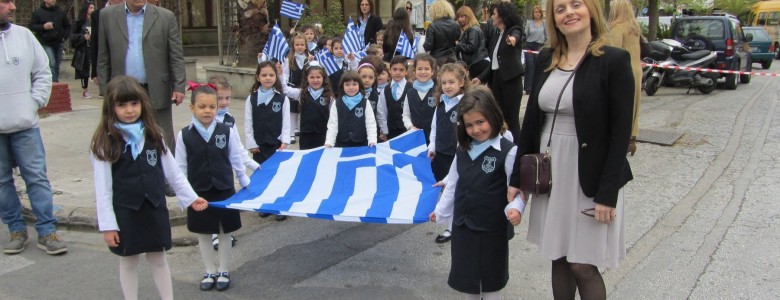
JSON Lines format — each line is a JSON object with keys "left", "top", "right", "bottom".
{"left": 192, "top": 116, "right": 216, "bottom": 142}
{"left": 308, "top": 87, "right": 324, "bottom": 100}
{"left": 412, "top": 80, "right": 434, "bottom": 93}
{"left": 256, "top": 88, "right": 274, "bottom": 106}
{"left": 441, "top": 93, "right": 461, "bottom": 108}
{"left": 377, "top": 82, "right": 388, "bottom": 90}
{"left": 114, "top": 121, "right": 145, "bottom": 159}
{"left": 217, "top": 108, "right": 229, "bottom": 117}
{"left": 308, "top": 41, "right": 317, "bottom": 51}
{"left": 467, "top": 136, "right": 498, "bottom": 160}
{"left": 294, "top": 53, "right": 307, "bottom": 68}
{"left": 334, "top": 56, "right": 345, "bottom": 67}
{"left": 364, "top": 87, "right": 373, "bottom": 95}
{"left": 342, "top": 94, "right": 363, "bottom": 110}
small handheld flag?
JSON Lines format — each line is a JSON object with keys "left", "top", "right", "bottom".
{"left": 262, "top": 23, "right": 290, "bottom": 63}
{"left": 395, "top": 32, "right": 415, "bottom": 59}
{"left": 280, "top": 0, "right": 306, "bottom": 20}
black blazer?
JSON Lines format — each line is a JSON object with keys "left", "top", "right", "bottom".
{"left": 478, "top": 24, "right": 524, "bottom": 83}
{"left": 361, "top": 14, "right": 383, "bottom": 45}
{"left": 89, "top": 8, "right": 101, "bottom": 79}
{"left": 510, "top": 47, "right": 634, "bottom": 207}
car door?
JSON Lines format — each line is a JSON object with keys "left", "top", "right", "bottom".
{"left": 732, "top": 20, "right": 751, "bottom": 71}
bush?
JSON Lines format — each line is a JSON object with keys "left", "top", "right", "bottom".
{"left": 298, "top": 1, "right": 346, "bottom": 37}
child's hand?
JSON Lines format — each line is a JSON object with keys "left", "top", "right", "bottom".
{"left": 347, "top": 53, "right": 355, "bottom": 60}
{"left": 249, "top": 147, "right": 260, "bottom": 154}
{"left": 368, "top": 142, "right": 375, "bottom": 147}
{"left": 433, "top": 180, "right": 445, "bottom": 188}
{"left": 471, "top": 78, "right": 482, "bottom": 85}
{"left": 427, "top": 150, "right": 435, "bottom": 161}
{"left": 408, "top": 125, "right": 419, "bottom": 130}
{"left": 379, "top": 134, "right": 387, "bottom": 142}
{"left": 308, "top": 54, "right": 315, "bottom": 61}
{"left": 507, "top": 209, "right": 522, "bottom": 226}
{"left": 429, "top": 212, "right": 437, "bottom": 223}
{"left": 278, "top": 144, "right": 287, "bottom": 150}
{"left": 276, "top": 62, "right": 283, "bottom": 75}
{"left": 325, "top": 144, "right": 332, "bottom": 148}
{"left": 103, "top": 230, "right": 120, "bottom": 247}
{"left": 191, "top": 198, "right": 209, "bottom": 211}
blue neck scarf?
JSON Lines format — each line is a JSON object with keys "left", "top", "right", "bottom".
{"left": 468, "top": 136, "right": 497, "bottom": 160}
{"left": 364, "top": 87, "right": 373, "bottom": 95}
{"left": 294, "top": 53, "right": 307, "bottom": 68}
{"left": 342, "top": 94, "right": 363, "bottom": 110}
{"left": 308, "top": 41, "right": 317, "bottom": 51}
{"left": 114, "top": 121, "right": 145, "bottom": 159}
{"left": 217, "top": 108, "right": 229, "bottom": 117}
{"left": 413, "top": 80, "right": 434, "bottom": 93}
{"left": 308, "top": 87, "right": 324, "bottom": 100}
{"left": 257, "top": 88, "right": 274, "bottom": 106}
{"left": 192, "top": 116, "right": 216, "bottom": 142}
{"left": 441, "top": 93, "right": 461, "bottom": 107}
{"left": 377, "top": 82, "right": 388, "bottom": 90}
{"left": 334, "top": 57, "right": 345, "bottom": 67}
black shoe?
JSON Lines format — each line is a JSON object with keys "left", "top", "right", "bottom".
{"left": 290, "top": 137, "right": 297, "bottom": 144}
{"left": 258, "top": 212, "right": 271, "bottom": 218}
{"left": 435, "top": 230, "right": 451, "bottom": 244}
{"left": 275, "top": 215, "right": 287, "bottom": 221}
{"left": 215, "top": 272, "right": 230, "bottom": 291}
{"left": 231, "top": 235, "right": 237, "bottom": 247}
{"left": 199, "top": 273, "right": 218, "bottom": 291}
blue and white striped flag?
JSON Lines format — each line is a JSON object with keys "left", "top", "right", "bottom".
{"left": 280, "top": 0, "right": 305, "bottom": 20}
{"left": 210, "top": 130, "right": 439, "bottom": 224}
{"left": 262, "top": 23, "right": 290, "bottom": 63}
{"left": 395, "top": 32, "right": 415, "bottom": 58}
{"left": 315, "top": 49, "right": 341, "bottom": 76}
{"left": 343, "top": 17, "right": 365, "bottom": 55}
{"left": 355, "top": 44, "right": 369, "bottom": 59}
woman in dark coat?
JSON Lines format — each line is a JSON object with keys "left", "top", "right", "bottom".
{"left": 423, "top": 0, "right": 460, "bottom": 66}
{"left": 383, "top": 8, "right": 414, "bottom": 62}
{"left": 455, "top": 6, "right": 489, "bottom": 79}
{"left": 71, "top": 1, "right": 95, "bottom": 98}
{"left": 358, "top": 0, "right": 383, "bottom": 45}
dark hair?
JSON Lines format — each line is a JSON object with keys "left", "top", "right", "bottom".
{"left": 413, "top": 53, "right": 437, "bottom": 78}
{"left": 190, "top": 85, "right": 218, "bottom": 105}
{"left": 435, "top": 63, "right": 470, "bottom": 105}
{"left": 317, "top": 36, "right": 331, "bottom": 52}
{"left": 337, "top": 71, "right": 364, "bottom": 98}
{"left": 389, "top": 55, "right": 408, "bottom": 69}
{"left": 300, "top": 64, "right": 334, "bottom": 107}
{"left": 383, "top": 8, "right": 414, "bottom": 57}
{"left": 358, "top": 0, "right": 374, "bottom": 17}
{"left": 330, "top": 37, "right": 344, "bottom": 53}
{"left": 79, "top": 2, "right": 94, "bottom": 22}
{"left": 359, "top": 54, "right": 386, "bottom": 75}
{"left": 493, "top": 1, "right": 522, "bottom": 29}
{"left": 456, "top": 85, "right": 504, "bottom": 150}
{"left": 90, "top": 76, "right": 167, "bottom": 162}
{"left": 251, "top": 61, "right": 283, "bottom": 92}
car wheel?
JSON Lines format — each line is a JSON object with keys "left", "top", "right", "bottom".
{"left": 724, "top": 64, "right": 739, "bottom": 90}
{"left": 762, "top": 61, "right": 772, "bottom": 69}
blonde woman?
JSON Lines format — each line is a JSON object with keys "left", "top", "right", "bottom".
{"left": 424, "top": 0, "right": 461, "bottom": 65}
{"left": 524, "top": 5, "right": 546, "bottom": 94}
{"left": 606, "top": 0, "right": 642, "bottom": 156}
{"left": 456, "top": 6, "right": 489, "bottom": 78}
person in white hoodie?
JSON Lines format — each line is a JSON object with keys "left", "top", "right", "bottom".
{"left": 0, "top": 0, "right": 68, "bottom": 256}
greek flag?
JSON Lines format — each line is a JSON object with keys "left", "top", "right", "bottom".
{"left": 395, "top": 32, "right": 415, "bottom": 59}
{"left": 315, "top": 49, "right": 341, "bottom": 76}
{"left": 355, "top": 44, "right": 369, "bottom": 59}
{"left": 210, "top": 131, "right": 439, "bottom": 224}
{"left": 262, "top": 23, "right": 290, "bottom": 63}
{"left": 343, "top": 17, "right": 365, "bottom": 55}
{"left": 280, "top": 0, "right": 305, "bottom": 20}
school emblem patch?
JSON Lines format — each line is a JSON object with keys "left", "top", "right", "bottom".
{"left": 224, "top": 121, "right": 234, "bottom": 127}
{"left": 272, "top": 102, "right": 282, "bottom": 113}
{"left": 450, "top": 111, "right": 457, "bottom": 123}
{"left": 215, "top": 134, "right": 227, "bottom": 149}
{"left": 482, "top": 156, "right": 496, "bottom": 173}
{"left": 427, "top": 97, "right": 435, "bottom": 107}
{"left": 146, "top": 149, "right": 158, "bottom": 167}
{"left": 319, "top": 97, "right": 328, "bottom": 106}
{"left": 355, "top": 107, "right": 364, "bottom": 118}
{"left": 12, "top": 57, "right": 20, "bottom": 65}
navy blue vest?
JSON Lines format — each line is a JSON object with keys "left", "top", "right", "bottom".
{"left": 288, "top": 62, "right": 304, "bottom": 88}
{"left": 221, "top": 113, "right": 236, "bottom": 128}
{"left": 182, "top": 123, "right": 233, "bottom": 192}
{"left": 336, "top": 97, "right": 369, "bottom": 144}
{"left": 384, "top": 82, "right": 412, "bottom": 138}
{"left": 250, "top": 91, "right": 285, "bottom": 146}
{"left": 406, "top": 88, "right": 436, "bottom": 144}
{"left": 367, "top": 90, "right": 379, "bottom": 116}
{"left": 328, "top": 61, "right": 350, "bottom": 96}
{"left": 300, "top": 93, "right": 330, "bottom": 134}
{"left": 453, "top": 138, "right": 515, "bottom": 234}
{"left": 111, "top": 141, "right": 166, "bottom": 210}
{"left": 435, "top": 101, "right": 459, "bottom": 156}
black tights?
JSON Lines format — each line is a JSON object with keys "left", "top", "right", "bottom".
{"left": 551, "top": 257, "right": 606, "bottom": 300}
{"left": 80, "top": 78, "right": 89, "bottom": 89}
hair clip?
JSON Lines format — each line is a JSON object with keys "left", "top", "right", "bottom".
{"left": 186, "top": 81, "right": 217, "bottom": 91}
{"left": 357, "top": 63, "right": 375, "bottom": 70}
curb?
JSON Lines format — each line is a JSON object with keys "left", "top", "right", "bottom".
{"left": 21, "top": 200, "right": 189, "bottom": 232}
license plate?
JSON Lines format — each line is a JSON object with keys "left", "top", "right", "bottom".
{"left": 751, "top": 47, "right": 759, "bottom": 52}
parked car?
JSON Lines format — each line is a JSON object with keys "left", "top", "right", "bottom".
{"left": 743, "top": 26, "right": 774, "bottom": 69}
{"left": 670, "top": 15, "right": 753, "bottom": 90}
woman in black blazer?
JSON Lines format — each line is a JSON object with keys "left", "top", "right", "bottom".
{"left": 358, "top": 0, "right": 383, "bottom": 45}
{"left": 475, "top": 1, "right": 525, "bottom": 143}
{"left": 507, "top": 0, "right": 634, "bottom": 298}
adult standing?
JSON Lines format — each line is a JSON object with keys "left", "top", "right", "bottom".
{"left": 507, "top": 0, "right": 634, "bottom": 298}
{"left": 29, "top": 0, "right": 71, "bottom": 82}
{"left": 423, "top": 0, "right": 460, "bottom": 66}
{"left": 455, "top": 6, "right": 489, "bottom": 79}
{"left": 97, "top": 0, "right": 186, "bottom": 151}
{"left": 606, "top": 0, "right": 642, "bottom": 156}
{"left": 382, "top": 7, "right": 414, "bottom": 62}
{"left": 90, "top": 0, "right": 125, "bottom": 89}
{"left": 71, "top": 1, "right": 95, "bottom": 99}
{"left": 0, "top": 0, "right": 68, "bottom": 255}
{"left": 523, "top": 5, "right": 546, "bottom": 95}
{"left": 358, "top": 0, "right": 382, "bottom": 45}
{"left": 475, "top": 1, "right": 524, "bottom": 143}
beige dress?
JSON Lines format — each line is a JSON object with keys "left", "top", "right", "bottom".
{"left": 526, "top": 68, "right": 626, "bottom": 269}
{"left": 607, "top": 23, "right": 642, "bottom": 138}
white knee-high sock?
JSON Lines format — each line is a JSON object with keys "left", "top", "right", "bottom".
{"left": 217, "top": 232, "right": 232, "bottom": 274}
{"left": 119, "top": 255, "right": 140, "bottom": 300}
{"left": 197, "top": 234, "right": 217, "bottom": 274}
{"left": 447, "top": 217, "right": 453, "bottom": 232}
{"left": 146, "top": 251, "right": 173, "bottom": 300}
{"left": 482, "top": 291, "right": 501, "bottom": 300}
{"left": 291, "top": 113, "right": 299, "bottom": 133}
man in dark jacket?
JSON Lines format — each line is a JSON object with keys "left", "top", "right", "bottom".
{"left": 29, "top": 0, "right": 70, "bottom": 82}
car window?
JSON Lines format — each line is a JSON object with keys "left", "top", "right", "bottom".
{"left": 744, "top": 28, "right": 771, "bottom": 42}
{"left": 675, "top": 19, "right": 725, "bottom": 40}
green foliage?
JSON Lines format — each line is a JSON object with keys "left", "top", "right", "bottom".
{"left": 714, "top": 0, "right": 758, "bottom": 22}
{"left": 299, "top": 1, "right": 346, "bottom": 37}
{"left": 640, "top": 23, "right": 672, "bottom": 40}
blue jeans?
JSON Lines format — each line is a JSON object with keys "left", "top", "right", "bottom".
{"left": 0, "top": 128, "right": 57, "bottom": 235}
{"left": 42, "top": 43, "right": 63, "bottom": 82}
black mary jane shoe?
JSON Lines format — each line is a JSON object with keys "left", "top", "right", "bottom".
{"left": 275, "top": 215, "right": 288, "bottom": 221}
{"left": 199, "top": 273, "right": 218, "bottom": 291}
{"left": 215, "top": 272, "right": 230, "bottom": 291}
{"left": 435, "top": 230, "right": 452, "bottom": 244}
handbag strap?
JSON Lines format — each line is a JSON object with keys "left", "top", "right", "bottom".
{"left": 545, "top": 55, "right": 586, "bottom": 151}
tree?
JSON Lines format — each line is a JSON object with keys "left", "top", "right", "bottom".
{"left": 714, "top": 0, "right": 757, "bottom": 21}
{"left": 235, "top": 0, "right": 270, "bottom": 67}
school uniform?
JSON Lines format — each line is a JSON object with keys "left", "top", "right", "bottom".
{"left": 365, "top": 88, "right": 381, "bottom": 142}
{"left": 376, "top": 79, "right": 412, "bottom": 139}
{"left": 328, "top": 59, "right": 351, "bottom": 96}
{"left": 432, "top": 136, "right": 520, "bottom": 294}
{"left": 325, "top": 96, "right": 378, "bottom": 147}
{"left": 216, "top": 111, "right": 261, "bottom": 171}
{"left": 429, "top": 94, "right": 462, "bottom": 181}
{"left": 244, "top": 89, "right": 291, "bottom": 164}
{"left": 283, "top": 55, "right": 308, "bottom": 114}
{"left": 92, "top": 137, "right": 199, "bottom": 257}
{"left": 280, "top": 80, "right": 332, "bottom": 150}
{"left": 175, "top": 122, "right": 249, "bottom": 234}
{"left": 402, "top": 86, "right": 437, "bottom": 144}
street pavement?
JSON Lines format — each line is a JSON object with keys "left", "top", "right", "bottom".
{"left": 0, "top": 58, "right": 779, "bottom": 299}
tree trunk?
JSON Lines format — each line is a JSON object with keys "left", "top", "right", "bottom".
{"left": 236, "top": 0, "right": 269, "bottom": 67}
{"left": 648, "top": 0, "right": 659, "bottom": 41}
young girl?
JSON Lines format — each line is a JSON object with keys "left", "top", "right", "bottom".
{"left": 281, "top": 61, "right": 335, "bottom": 150}
{"left": 300, "top": 24, "right": 319, "bottom": 54}
{"left": 284, "top": 34, "right": 311, "bottom": 144}
{"left": 91, "top": 76, "right": 208, "bottom": 300}
{"left": 402, "top": 53, "right": 437, "bottom": 144}
{"left": 175, "top": 85, "right": 252, "bottom": 292}
{"left": 328, "top": 38, "right": 359, "bottom": 95}
{"left": 357, "top": 60, "right": 381, "bottom": 142}
{"left": 429, "top": 63, "right": 470, "bottom": 243}
{"left": 376, "top": 67, "right": 390, "bottom": 94}
{"left": 376, "top": 55, "right": 412, "bottom": 141}
{"left": 429, "top": 85, "right": 523, "bottom": 300}
{"left": 245, "top": 61, "right": 291, "bottom": 221}
{"left": 325, "top": 71, "right": 378, "bottom": 147}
